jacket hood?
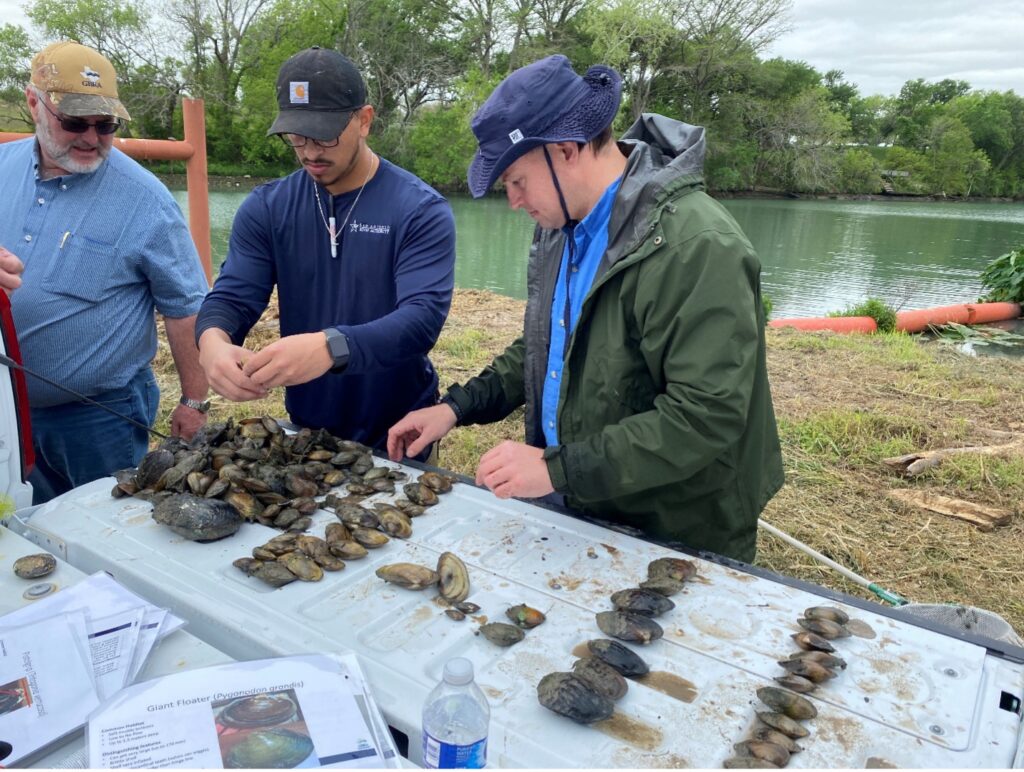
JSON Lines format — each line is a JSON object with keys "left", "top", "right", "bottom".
{"left": 605, "top": 114, "right": 706, "bottom": 264}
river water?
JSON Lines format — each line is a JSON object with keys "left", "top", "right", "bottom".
{"left": 173, "top": 189, "right": 1024, "bottom": 320}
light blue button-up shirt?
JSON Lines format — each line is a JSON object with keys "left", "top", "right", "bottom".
{"left": 541, "top": 177, "right": 621, "bottom": 446}
{"left": 0, "top": 139, "right": 207, "bottom": 406}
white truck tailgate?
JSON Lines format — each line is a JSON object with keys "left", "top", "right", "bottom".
{"left": 19, "top": 472, "right": 1024, "bottom": 768}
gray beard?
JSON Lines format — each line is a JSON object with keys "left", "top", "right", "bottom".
{"left": 36, "top": 117, "right": 110, "bottom": 175}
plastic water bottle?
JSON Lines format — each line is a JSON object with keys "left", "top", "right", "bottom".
{"left": 421, "top": 657, "right": 490, "bottom": 768}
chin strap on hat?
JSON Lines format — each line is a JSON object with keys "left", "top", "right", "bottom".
{"left": 543, "top": 145, "right": 579, "bottom": 360}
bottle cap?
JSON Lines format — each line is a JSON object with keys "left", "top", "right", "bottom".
{"left": 443, "top": 657, "right": 474, "bottom": 685}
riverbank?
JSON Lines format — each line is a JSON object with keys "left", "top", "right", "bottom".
{"left": 152, "top": 289, "right": 1024, "bottom": 635}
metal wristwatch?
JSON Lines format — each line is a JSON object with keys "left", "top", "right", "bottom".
{"left": 179, "top": 395, "right": 211, "bottom": 413}
{"left": 323, "top": 327, "right": 350, "bottom": 372}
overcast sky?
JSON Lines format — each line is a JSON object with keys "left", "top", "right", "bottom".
{"left": 3, "top": 0, "right": 1022, "bottom": 98}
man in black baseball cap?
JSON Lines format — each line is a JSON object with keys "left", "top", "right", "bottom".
{"left": 267, "top": 46, "right": 366, "bottom": 141}
{"left": 197, "top": 47, "right": 456, "bottom": 456}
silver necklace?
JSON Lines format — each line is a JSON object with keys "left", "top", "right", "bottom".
{"left": 313, "top": 153, "right": 377, "bottom": 258}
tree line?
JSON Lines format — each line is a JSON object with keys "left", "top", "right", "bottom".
{"left": 1, "top": 0, "right": 1021, "bottom": 198}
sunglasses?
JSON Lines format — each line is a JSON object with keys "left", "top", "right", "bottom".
{"left": 40, "top": 98, "right": 120, "bottom": 135}
{"left": 278, "top": 109, "right": 362, "bottom": 148}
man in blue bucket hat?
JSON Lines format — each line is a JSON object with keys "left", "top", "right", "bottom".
{"left": 389, "top": 55, "right": 783, "bottom": 561}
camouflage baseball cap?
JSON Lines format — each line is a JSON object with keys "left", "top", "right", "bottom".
{"left": 30, "top": 41, "right": 131, "bottom": 121}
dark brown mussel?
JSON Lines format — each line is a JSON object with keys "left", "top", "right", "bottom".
{"left": 647, "top": 556, "right": 697, "bottom": 582}
{"left": 595, "top": 610, "right": 663, "bottom": 644}
{"left": 378, "top": 508, "right": 413, "bottom": 539}
{"left": 403, "top": 482, "right": 439, "bottom": 507}
{"left": 478, "top": 622, "right": 525, "bottom": 647}
{"left": 445, "top": 609, "right": 466, "bottom": 621}
{"left": 324, "top": 522, "right": 351, "bottom": 544}
{"left": 277, "top": 552, "right": 324, "bottom": 582}
{"left": 749, "top": 727, "right": 803, "bottom": 754}
{"left": 394, "top": 499, "right": 427, "bottom": 517}
{"left": 610, "top": 587, "right": 675, "bottom": 617}
{"left": 755, "top": 711, "right": 810, "bottom": 739}
{"left": 777, "top": 658, "right": 835, "bottom": 683}
{"left": 791, "top": 631, "right": 836, "bottom": 653}
{"left": 253, "top": 561, "right": 298, "bottom": 588}
{"left": 638, "top": 575, "right": 686, "bottom": 596}
{"left": 804, "top": 605, "right": 850, "bottom": 625}
{"left": 455, "top": 601, "right": 481, "bottom": 614}
{"left": 152, "top": 493, "right": 242, "bottom": 541}
{"left": 571, "top": 657, "right": 628, "bottom": 701}
{"left": 506, "top": 604, "right": 546, "bottom": 629}
{"left": 586, "top": 639, "right": 649, "bottom": 677}
{"left": 536, "top": 672, "right": 614, "bottom": 724}
{"left": 797, "top": 617, "right": 850, "bottom": 639}
{"left": 419, "top": 471, "right": 454, "bottom": 493}
{"left": 733, "top": 740, "right": 790, "bottom": 768}
{"left": 233, "top": 557, "right": 262, "bottom": 576}
{"left": 756, "top": 686, "right": 818, "bottom": 720}
{"left": 13, "top": 553, "right": 56, "bottom": 579}
{"left": 136, "top": 448, "right": 175, "bottom": 488}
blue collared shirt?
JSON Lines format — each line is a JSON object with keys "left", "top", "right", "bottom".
{"left": 541, "top": 177, "right": 621, "bottom": 446}
{"left": 0, "top": 139, "right": 207, "bottom": 406}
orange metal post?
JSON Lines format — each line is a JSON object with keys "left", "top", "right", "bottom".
{"left": 182, "top": 99, "right": 212, "bottom": 284}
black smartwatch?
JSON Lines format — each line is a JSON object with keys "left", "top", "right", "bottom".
{"left": 323, "top": 327, "right": 350, "bottom": 373}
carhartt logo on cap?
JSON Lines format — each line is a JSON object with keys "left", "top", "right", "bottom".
{"left": 290, "top": 82, "right": 309, "bottom": 104}
{"left": 80, "top": 66, "right": 101, "bottom": 87}
{"left": 508, "top": 129, "right": 524, "bottom": 144}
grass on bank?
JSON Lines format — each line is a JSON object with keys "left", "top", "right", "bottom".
{"left": 152, "top": 290, "right": 1024, "bottom": 636}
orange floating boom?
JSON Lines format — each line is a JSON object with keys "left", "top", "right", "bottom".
{"left": 769, "top": 316, "right": 878, "bottom": 333}
{"left": 965, "top": 302, "right": 1022, "bottom": 324}
{"left": 895, "top": 304, "right": 971, "bottom": 332}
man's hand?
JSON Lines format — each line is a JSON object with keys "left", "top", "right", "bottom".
{"left": 242, "top": 333, "right": 333, "bottom": 389}
{"left": 475, "top": 441, "right": 554, "bottom": 499}
{"left": 170, "top": 402, "right": 207, "bottom": 440}
{"left": 387, "top": 404, "right": 458, "bottom": 461}
{"left": 0, "top": 246, "right": 24, "bottom": 294}
{"left": 198, "top": 329, "right": 267, "bottom": 402}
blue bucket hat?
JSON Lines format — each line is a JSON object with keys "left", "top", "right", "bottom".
{"left": 467, "top": 55, "right": 622, "bottom": 198}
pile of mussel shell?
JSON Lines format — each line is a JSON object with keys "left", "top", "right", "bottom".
{"left": 536, "top": 555, "right": 696, "bottom": 725}
{"left": 594, "top": 556, "right": 696, "bottom": 645}
{"left": 723, "top": 605, "right": 855, "bottom": 769}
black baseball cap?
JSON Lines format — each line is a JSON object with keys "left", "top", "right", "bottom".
{"left": 267, "top": 47, "right": 367, "bottom": 141}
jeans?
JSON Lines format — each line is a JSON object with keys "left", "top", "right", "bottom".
{"left": 29, "top": 368, "right": 159, "bottom": 504}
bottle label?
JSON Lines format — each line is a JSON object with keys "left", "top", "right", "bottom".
{"left": 422, "top": 732, "right": 487, "bottom": 769}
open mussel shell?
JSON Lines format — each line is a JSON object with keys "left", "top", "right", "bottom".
{"left": 220, "top": 693, "right": 296, "bottom": 727}
{"left": 224, "top": 727, "right": 313, "bottom": 769}
{"left": 756, "top": 686, "right": 818, "bottom": 720}
{"left": 13, "top": 553, "right": 56, "bottom": 579}
{"left": 755, "top": 710, "right": 810, "bottom": 739}
{"left": 610, "top": 588, "right": 675, "bottom": 618}
{"left": 506, "top": 604, "right": 545, "bottom": 629}
{"left": 647, "top": 556, "right": 697, "bottom": 582}
{"left": 797, "top": 617, "right": 850, "bottom": 639}
{"left": 595, "top": 610, "right": 664, "bottom": 644}
{"left": 571, "top": 657, "right": 628, "bottom": 701}
{"left": 749, "top": 727, "right": 803, "bottom": 754}
{"left": 791, "top": 631, "right": 836, "bottom": 652}
{"left": 437, "top": 552, "right": 470, "bottom": 603}
{"left": 376, "top": 562, "right": 439, "bottom": 590}
{"left": 478, "top": 622, "right": 525, "bottom": 647}
{"left": 537, "top": 672, "right": 614, "bottom": 725}
{"left": 585, "top": 638, "right": 650, "bottom": 677}
{"left": 804, "top": 605, "right": 850, "bottom": 625}
{"left": 733, "top": 740, "right": 790, "bottom": 768}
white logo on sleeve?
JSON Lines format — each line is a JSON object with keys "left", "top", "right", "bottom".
{"left": 290, "top": 82, "right": 309, "bottom": 104}
{"left": 508, "top": 129, "right": 524, "bottom": 143}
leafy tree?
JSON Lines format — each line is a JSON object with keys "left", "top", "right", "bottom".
{"left": 0, "top": 23, "right": 32, "bottom": 129}
{"left": 925, "top": 115, "right": 990, "bottom": 196}
{"left": 838, "top": 148, "right": 881, "bottom": 194}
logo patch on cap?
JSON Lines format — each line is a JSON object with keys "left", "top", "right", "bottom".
{"left": 290, "top": 82, "right": 309, "bottom": 104}
{"left": 508, "top": 128, "right": 524, "bottom": 144}
{"left": 81, "top": 67, "right": 101, "bottom": 87}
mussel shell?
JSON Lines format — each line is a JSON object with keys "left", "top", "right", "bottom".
{"left": 722, "top": 758, "right": 779, "bottom": 769}
{"left": 232, "top": 557, "right": 262, "bottom": 576}
{"left": 403, "top": 482, "right": 439, "bottom": 507}
{"left": 647, "top": 556, "right": 697, "bottom": 582}
{"left": 478, "top": 622, "right": 525, "bottom": 647}
{"left": 782, "top": 650, "right": 847, "bottom": 670}
{"left": 419, "top": 471, "right": 454, "bottom": 493}
{"left": 586, "top": 638, "right": 649, "bottom": 677}
{"left": 595, "top": 610, "right": 664, "bottom": 644}
{"left": 273, "top": 508, "right": 302, "bottom": 528}
{"left": 294, "top": 535, "right": 331, "bottom": 560}
{"left": 394, "top": 499, "right": 427, "bottom": 517}
{"left": 756, "top": 686, "right": 818, "bottom": 720}
{"left": 733, "top": 740, "right": 790, "bottom": 768}
{"left": 445, "top": 609, "right": 466, "bottom": 621}
{"left": 286, "top": 516, "right": 312, "bottom": 532}
{"left": 773, "top": 674, "right": 817, "bottom": 693}
{"left": 252, "top": 546, "right": 278, "bottom": 561}
{"left": 329, "top": 540, "right": 369, "bottom": 560}
{"left": 797, "top": 617, "right": 850, "bottom": 639}
{"left": 748, "top": 726, "right": 803, "bottom": 754}
{"left": 506, "top": 603, "right": 546, "bottom": 629}
{"left": 804, "top": 605, "right": 850, "bottom": 625}
{"left": 333, "top": 503, "right": 380, "bottom": 529}
{"left": 755, "top": 711, "right": 810, "bottom": 739}
{"left": 324, "top": 522, "right": 351, "bottom": 544}
{"left": 777, "top": 659, "right": 835, "bottom": 683}
{"left": 152, "top": 493, "right": 243, "bottom": 541}
{"left": 278, "top": 552, "right": 324, "bottom": 582}
{"left": 437, "top": 552, "right": 470, "bottom": 603}
{"left": 610, "top": 588, "right": 675, "bottom": 617}
{"left": 13, "top": 553, "right": 57, "bottom": 579}
{"left": 536, "top": 672, "right": 614, "bottom": 724}
{"left": 375, "top": 562, "right": 439, "bottom": 589}
{"left": 571, "top": 657, "right": 628, "bottom": 700}
{"left": 253, "top": 561, "right": 297, "bottom": 587}
{"left": 378, "top": 508, "right": 413, "bottom": 539}
{"left": 638, "top": 575, "right": 686, "bottom": 596}
{"left": 791, "top": 631, "right": 836, "bottom": 652}
{"left": 224, "top": 728, "right": 313, "bottom": 769}
{"left": 136, "top": 448, "right": 175, "bottom": 488}
{"left": 455, "top": 601, "right": 481, "bottom": 614}
{"left": 352, "top": 527, "right": 390, "bottom": 548}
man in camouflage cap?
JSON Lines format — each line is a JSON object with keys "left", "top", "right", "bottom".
{"left": 0, "top": 41, "right": 210, "bottom": 503}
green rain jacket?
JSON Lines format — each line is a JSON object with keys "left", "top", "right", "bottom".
{"left": 447, "top": 114, "right": 784, "bottom": 562}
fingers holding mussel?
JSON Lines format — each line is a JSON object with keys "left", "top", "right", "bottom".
{"left": 595, "top": 610, "right": 664, "bottom": 644}
{"left": 537, "top": 672, "right": 614, "bottom": 724}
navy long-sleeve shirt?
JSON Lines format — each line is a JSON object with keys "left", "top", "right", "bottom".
{"left": 196, "top": 159, "right": 456, "bottom": 449}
